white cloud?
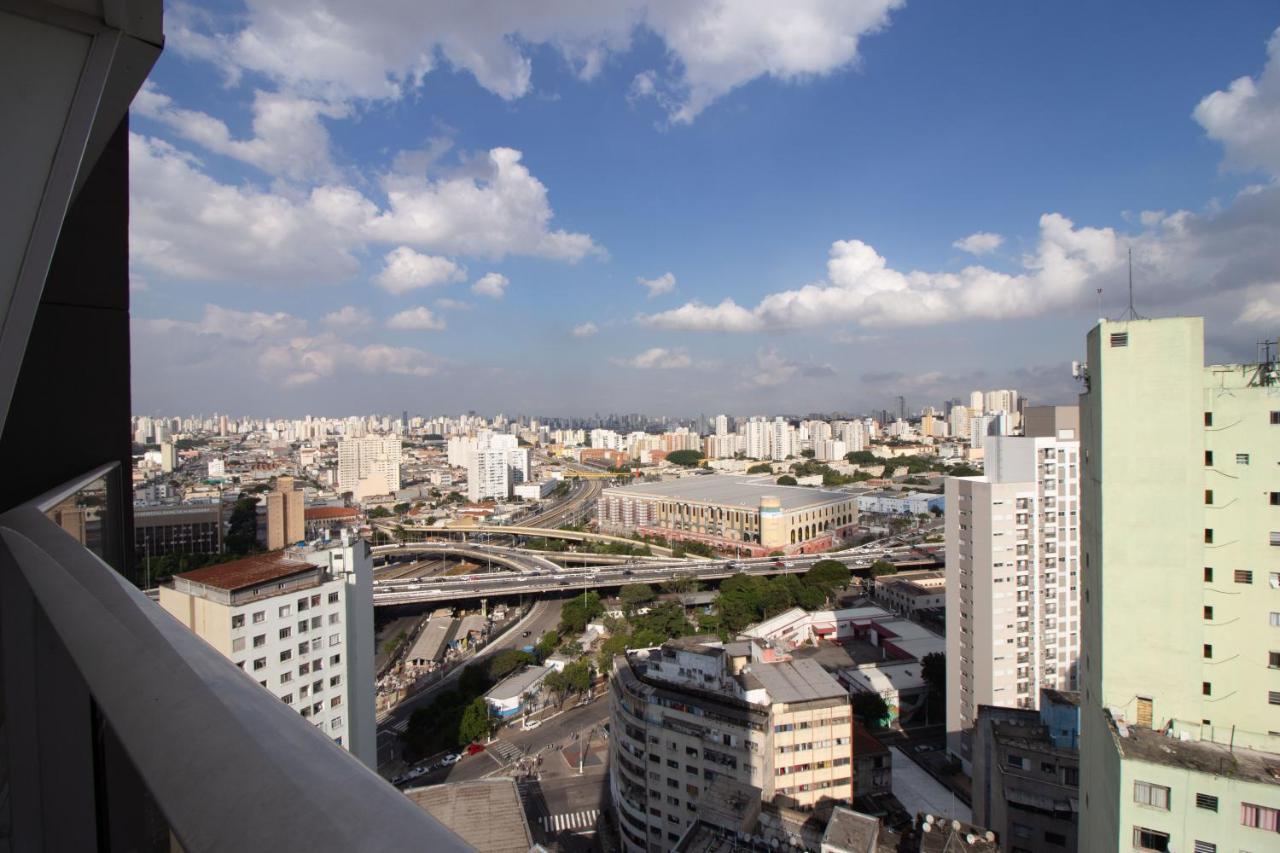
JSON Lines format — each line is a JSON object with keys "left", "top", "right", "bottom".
{"left": 129, "top": 134, "right": 363, "bottom": 283}
{"left": 386, "top": 306, "right": 446, "bottom": 330}
{"left": 952, "top": 231, "right": 1004, "bottom": 256}
{"left": 638, "top": 271, "right": 676, "bottom": 297}
{"left": 1194, "top": 27, "right": 1280, "bottom": 176}
{"left": 615, "top": 347, "right": 692, "bottom": 369}
{"left": 571, "top": 321, "right": 599, "bottom": 337}
{"left": 129, "top": 134, "right": 599, "bottom": 284}
{"left": 321, "top": 305, "right": 374, "bottom": 331}
{"left": 134, "top": 82, "right": 345, "bottom": 181}
{"left": 747, "top": 348, "right": 836, "bottom": 388}
{"left": 1237, "top": 286, "right": 1280, "bottom": 326}
{"left": 471, "top": 272, "right": 509, "bottom": 299}
{"left": 172, "top": 1, "right": 903, "bottom": 123}
{"left": 136, "top": 304, "right": 442, "bottom": 387}
{"left": 434, "top": 297, "right": 472, "bottom": 311}
{"left": 369, "top": 148, "right": 601, "bottom": 261}
{"left": 375, "top": 247, "right": 465, "bottom": 294}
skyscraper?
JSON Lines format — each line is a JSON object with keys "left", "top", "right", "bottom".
{"left": 945, "top": 406, "right": 1082, "bottom": 771}
{"left": 266, "top": 474, "right": 306, "bottom": 550}
{"left": 336, "top": 436, "right": 401, "bottom": 500}
{"left": 1078, "top": 317, "right": 1280, "bottom": 852}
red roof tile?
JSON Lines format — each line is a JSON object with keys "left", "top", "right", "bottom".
{"left": 175, "top": 551, "right": 316, "bottom": 591}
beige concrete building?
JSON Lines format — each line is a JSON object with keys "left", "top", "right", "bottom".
{"left": 598, "top": 475, "right": 858, "bottom": 556}
{"left": 946, "top": 406, "right": 1082, "bottom": 771}
{"left": 265, "top": 474, "right": 305, "bottom": 550}
{"left": 1079, "top": 317, "right": 1280, "bottom": 853}
{"left": 609, "top": 637, "right": 853, "bottom": 852}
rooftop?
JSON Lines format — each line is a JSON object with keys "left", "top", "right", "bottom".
{"left": 745, "top": 658, "right": 847, "bottom": 704}
{"left": 305, "top": 506, "right": 361, "bottom": 520}
{"left": 485, "top": 664, "right": 552, "bottom": 702}
{"left": 1107, "top": 712, "right": 1280, "bottom": 787}
{"left": 173, "top": 551, "right": 317, "bottom": 592}
{"left": 604, "top": 474, "right": 854, "bottom": 511}
{"left": 404, "top": 779, "right": 533, "bottom": 853}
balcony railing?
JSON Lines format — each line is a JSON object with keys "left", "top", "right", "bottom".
{"left": 0, "top": 464, "right": 470, "bottom": 852}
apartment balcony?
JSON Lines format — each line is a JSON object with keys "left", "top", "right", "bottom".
{"left": 1, "top": 464, "right": 469, "bottom": 851}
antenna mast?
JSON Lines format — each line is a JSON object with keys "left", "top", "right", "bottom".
{"left": 1119, "top": 246, "right": 1145, "bottom": 321}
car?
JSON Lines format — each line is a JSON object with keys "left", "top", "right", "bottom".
{"left": 522, "top": 630, "right": 532, "bottom": 638}
{"left": 523, "top": 719, "right": 542, "bottom": 731}
{"left": 622, "top": 569, "right": 634, "bottom": 576}
{"left": 442, "top": 753, "right": 461, "bottom": 765}
{"left": 465, "top": 743, "right": 486, "bottom": 756}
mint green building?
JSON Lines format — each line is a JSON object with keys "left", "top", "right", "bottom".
{"left": 1079, "top": 317, "right": 1280, "bottom": 852}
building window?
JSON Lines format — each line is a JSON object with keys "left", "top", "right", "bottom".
{"left": 1204, "top": 606, "right": 1214, "bottom": 621}
{"left": 331, "top": 716, "right": 343, "bottom": 730}
{"left": 231, "top": 614, "right": 245, "bottom": 629}
{"left": 1203, "top": 644, "right": 1213, "bottom": 659}
{"left": 1270, "top": 652, "right": 1280, "bottom": 669}
{"left": 1204, "top": 412, "right": 1213, "bottom": 426}
{"left": 1134, "top": 781, "right": 1170, "bottom": 810}
{"left": 1204, "top": 529, "right": 1213, "bottom": 544}
{"left": 328, "top": 592, "right": 340, "bottom": 604}
{"left": 329, "top": 612, "right": 340, "bottom": 625}
{"left": 281, "top": 694, "right": 293, "bottom": 705}
{"left": 1204, "top": 450, "right": 1213, "bottom": 466}
{"left": 297, "top": 597, "right": 309, "bottom": 612}
{"left": 280, "top": 649, "right": 292, "bottom": 662}
{"left": 1271, "top": 411, "right": 1280, "bottom": 425}
{"left": 1195, "top": 793, "right": 1219, "bottom": 812}
{"left": 278, "top": 605, "right": 291, "bottom": 618}
{"left": 329, "top": 634, "right": 341, "bottom": 647}
{"left": 1240, "top": 802, "right": 1279, "bottom": 831}
{"left": 232, "top": 637, "right": 245, "bottom": 653}
{"left": 1236, "top": 570, "right": 1254, "bottom": 584}
{"left": 1133, "top": 827, "right": 1170, "bottom": 851}
{"left": 1271, "top": 532, "right": 1280, "bottom": 547}
{"left": 1202, "top": 682, "right": 1212, "bottom": 696}
{"left": 1271, "top": 492, "right": 1280, "bottom": 506}
{"left": 330, "top": 675, "right": 341, "bottom": 687}
{"left": 331, "top": 654, "right": 341, "bottom": 665}
{"left": 1192, "top": 843, "right": 1215, "bottom": 853}
{"left": 252, "top": 611, "right": 265, "bottom": 624}
{"left": 1006, "top": 754, "right": 1025, "bottom": 770}
{"left": 1204, "top": 567, "right": 1213, "bottom": 582}
{"left": 253, "top": 634, "right": 266, "bottom": 648}
{"left": 1272, "top": 612, "right": 1280, "bottom": 627}
{"left": 253, "top": 658, "right": 266, "bottom": 671}
{"left": 1110, "top": 332, "right": 1128, "bottom": 347}
{"left": 1044, "top": 831, "right": 1066, "bottom": 847}
{"left": 1237, "top": 453, "right": 1250, "bottom": 465}
{"left": 279, "top": 627, "right": 291, "bottom": 640}
{"left": 330, "top": 696, "right": 341, "bottom": 708}
{"left": 1269, "top": 691, "right": 1280, "bottom": 706}
{"left": 280, "top": 671, "right": 292, "bottom": 684}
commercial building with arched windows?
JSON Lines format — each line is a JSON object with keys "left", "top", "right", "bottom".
{"left": 597, "top": 475, "right": 858, "bottom": 555}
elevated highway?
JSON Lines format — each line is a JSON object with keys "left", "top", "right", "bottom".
{"left": 371, "top": 543, "right": 941, "bottom": 607}
{"left": 384, "top": 522, "right": 676, "bottom": 557}
{"left": 370, "top": 542, "right": 563, "bottom": 576}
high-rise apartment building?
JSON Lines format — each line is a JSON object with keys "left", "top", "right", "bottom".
{"left": 771, "top": 417, "right": 791, "bottom": 461}
{"left": 265, "top": 474, "right": 305, "bottom": 550}
{"left": 468, "top": 448, "right": 511, "bottom": 502}
{"left": 1078, "top": 318, "right": 1280, "bottom": 852}
{"left": 946, "top": 406, "right": 1082, "bottom": 771}
{"left": 714, "top": 414, "right": 729, "bottom": 436}
{"left": 609, "top": 638, "right": 852, "bottom": 853}
{"left": 159, "top": 537, "right": 376, "bottom": 768}
{"left": 337, "top": 436, "right": 401, "bottom": 500}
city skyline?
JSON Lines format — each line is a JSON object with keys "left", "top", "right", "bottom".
{"left": 130, "top": 2, "right": 1280, "bottom": 415}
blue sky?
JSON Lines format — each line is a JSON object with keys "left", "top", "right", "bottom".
{"left": 130, "top": 1, "right": 1280, "bottom": 417}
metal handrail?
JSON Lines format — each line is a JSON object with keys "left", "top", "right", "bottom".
{"left": 0, "top": 466, "right": 471, "bottom": 852}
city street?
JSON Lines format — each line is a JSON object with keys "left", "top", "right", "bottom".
{"left": 376, "top": 598, "right": 564, "bottom": 770}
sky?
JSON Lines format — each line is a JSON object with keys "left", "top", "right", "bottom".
{"left": 129, "top": 1, "right": 1280, "bottom": 418}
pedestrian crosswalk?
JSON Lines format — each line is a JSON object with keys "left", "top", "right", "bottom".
{"left": 490, "top": 741, "right": 522, "bottom": 763}
{"left": 539, "top": 810, "right": 598, "bottom": 834}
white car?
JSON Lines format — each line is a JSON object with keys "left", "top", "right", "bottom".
{"left": 523, "top": 719, "right": 542, "bottom": 731}
{"left": 442, "top": 753, "right": 462, "bottom": 765}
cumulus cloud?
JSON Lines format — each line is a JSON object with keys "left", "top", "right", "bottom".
{"left": 129, "top": 135, "right": 599, "bottom": 285}
{"left": 136, "top": 304, "right": 442, "bottom": 388}
{"left": 638, "top": 271, "right": 676, "bottom": 297}
{"left": 134, "top": 82, "right": 345, "bottom": 181}
{"left": 320, "top": 305, "right": 374, "bottom": 331}
{"left": 952, "top": 231, "right": 1004, "bottom": 256}
{"left": 471, "top": 272, "right": 509, "bottom": 298}
{"left": 571, "top": 321, "right": 599, "bottom": 337}
{"left": 375, "top": 247, "right": 465, "bottom": 294}
{"left": 747, "top": 348, "right": 835, "bottom": 387}
{"left": 615, "top": 347, "right": 692, "bottom": 369}
{"left": 171, "top": 0, "right": 903, "bottom": 123}
{"left": 1194, "top": 27, "right": 1280, "bottom": 176}
{"left": 386, "top": 306, "right": 446, "bottom": 330}
{"left": 640, "top": 192, "right": 1280, "bottom": 331}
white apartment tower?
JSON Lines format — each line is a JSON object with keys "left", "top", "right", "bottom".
{"left": 745, "top": 417, "right": 771, "bottom": 460}
{"left": 159, "top": 536, "right": 377, "bottom": 769}
{"left": 946, "top": 405, "right": 1082, "bottom": 772}
{"left": 771, "top": 417, "right": 791, "bottom": 461}
{"left": 1078, "top": 318, "right": 1280, "bottom": 853}
{"left": 336, "top": 436, "right": 401, "bottom": 500}
{"left": 468, "top": 448, "right": 511, "bottom": 502}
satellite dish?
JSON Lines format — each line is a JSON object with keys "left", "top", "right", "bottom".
{"left": 952, "top": 820, "right": 962, "bottom": 831}
{"left": 985, "top": 831, "right": 995, "bottom": 842}
{"left": 966, "top": 834, "right": 976, "bottom": 845}
{"left": 924, "top": 814, "right": 934, "bottom": 825}
{"left": 921, "top": 824, "right": 932, "bottom": 833}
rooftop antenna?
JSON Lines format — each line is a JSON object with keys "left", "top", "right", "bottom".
{"left": 1096, "top": 288, "right": 1103, "bottom": 322}
{"left": 1119, "top": 246, "right": 1145, "bottom": 321}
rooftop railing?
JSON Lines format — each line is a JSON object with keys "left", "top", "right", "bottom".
{"left": 0, "top": 463, "right": 471, "bottom": 851}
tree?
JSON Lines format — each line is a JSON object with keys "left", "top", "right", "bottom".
{"left": 851, "top": 692, "right": 891, "bottom": 728}
{"left": 761, "top": 575, "right": 802, "bottom": 617}
{"left": 596, "top": 633, "right": 631, "bottom": 673}
{"left": 458, "top": 697, "right": 491, "bottom": 746}
{"left": 666, "top": 449, "right": 705, "bottom": 467}
{"left": 800, "top": 449, "right": 816, "bottom": 458}
{"left": 563, "top": 660, "right": 592, "bottom": 694}
{"left": 746, "top": 463, "right": 773, "bottom": 474}
{"left": 662, "top": 572, "right": 700, "bottom": 596}
{"left": 718, "top": 573, "right": 766, "bottom": 633}
{"left": 368, "top": 506, "right": 393, "bottom": 519}
{"left": 393, "top": 502, "right": 411, "bottom": 514}
{"left": 559, "top": 591, "right": 603, "bottom": 634}
{"left": 535, "top": 631, "right": 559, "bottom": 660}
{"left": 633, "top": 601, "right": 694, "bottom": 640}
{"left": 845, "top": 450, "right": 878, "bottom": 465}
{"left": 776, "top": 475, "right": 798, "bottom": 486}
{"left": 224, "top": 495, "right": 262, "bottom": 555}
{"left": 488, "top": 649, "right": 535, "bottom": 681}
{"left": 620, "top": 583, "right": 656, "bottom": 615}
{"left": 870, "top": 559, "right": 898, "bottom": 577}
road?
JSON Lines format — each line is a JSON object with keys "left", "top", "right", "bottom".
{"left": 372, "top": 540, "right": 943, "bottom": 606}
{"left": 376, "top": 598, "right": 564, "bottom": 770}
